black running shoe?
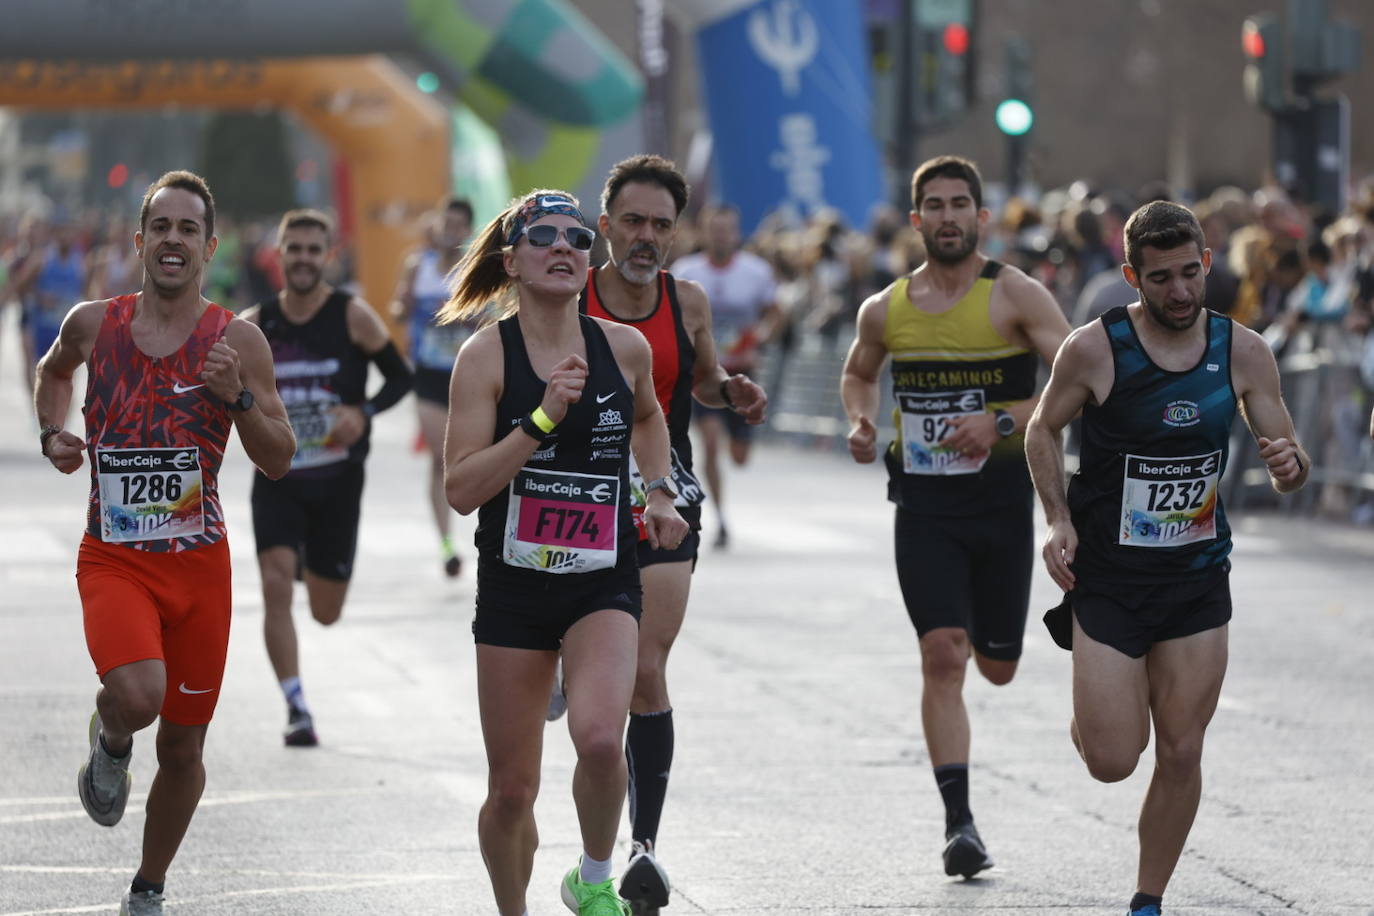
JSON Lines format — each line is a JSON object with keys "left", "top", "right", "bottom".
{"left": 619, "top": 840, "right": 670, "bottom": 912}
{"left": 444, "top": 553, "right": 462, "bottom": 578}
{"left": 284, "top": 707, "right": 318, "bottom": 747}
{"left": 942, "top": 821, "right": 993, "bottom": 878}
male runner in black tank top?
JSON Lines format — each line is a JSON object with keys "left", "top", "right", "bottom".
{"left": 842, "top": 156, "right": 1071, "bottom": 878}
{"left": 581, "top": 155, "right": 767, "bottom": 914}
{"left": 1027, "top": 202, "right": 1309, "bottom": 916}
{"left": 241, "top": 210, "right": 412, "bottom": 747}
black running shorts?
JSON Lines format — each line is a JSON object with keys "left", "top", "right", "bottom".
{"left": 1043, "top": 563, "right": 1232, "bottom": 659}
{"left": 473, "top": 561, "right": 642, "bottom": 651}
{"left": 692, "top": 401, "right": 753, "bottom": 443}
{"left": 412, "top": 367, "right": 451, "bottom": 406}
{"left": 251, "top": 464, "right": 365, "bottom": 581}
{"left": 637, "top": 505, "right": 702, "bottom": 569}
{"left": 893, "top": 499, "right": 1034, "bottom": 660}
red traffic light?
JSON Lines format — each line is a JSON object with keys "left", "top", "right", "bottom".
{"left": 943, "top": 22, "right": 969, "bottom": 56}
{"left": 1242, "top": 22, "right": 1265, "bottom": 59}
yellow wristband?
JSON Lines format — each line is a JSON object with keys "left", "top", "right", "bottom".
{"left": 530, "top": 406, "right": 557, "bottom": 434}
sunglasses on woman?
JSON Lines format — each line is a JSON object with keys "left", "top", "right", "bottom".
{"left": 521, "top": 223, "right": 596, "bottom": 251}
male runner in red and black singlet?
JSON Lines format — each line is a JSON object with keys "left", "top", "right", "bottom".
{"left": 34, "top": 171, "right": 295, "bottom": 916}
{"left": 242, "top": 209, "right": 413, "bottom": 747}
{"left": 579, "top": 154, "right": 767, "bottom": 915}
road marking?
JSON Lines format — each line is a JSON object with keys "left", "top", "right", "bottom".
{"left": 0, "top": 786, "right": 382, "bottom": 825}
{"left": 0, "top": 873, "right": 460, "bottom": 916}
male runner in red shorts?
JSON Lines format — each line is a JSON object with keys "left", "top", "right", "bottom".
{"left": 34, "top": 170, "right": 295, "bottom": 916}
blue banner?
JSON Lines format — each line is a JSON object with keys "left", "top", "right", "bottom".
{"left": 696, "top": 0, "right": 884, "bottom": 234}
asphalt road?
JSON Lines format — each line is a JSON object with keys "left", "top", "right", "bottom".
{"left": 1, "top": 317, "right": 1371, "bottom": 915}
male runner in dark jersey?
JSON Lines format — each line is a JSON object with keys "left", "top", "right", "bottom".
{"left": 579, "top": 154, "right": 766, "bottom": 914}
{"left": 242, "top": 209, "right": 412, "bottom": 746}
{"left": 34, "top": 170, "right": 295, "bottom": 916}
{"left": 1026, "top": 201, "right": 1308, "bottom": 916}
{"left": 841, "top": 155, "right": 1070, "bottom": 878}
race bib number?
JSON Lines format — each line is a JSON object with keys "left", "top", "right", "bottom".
{"left": 627, "top": 450, "right": 704, "bottom": 540}
{"left": 415, "top": 322, "right": 469, "bottom": 371}
{"left": 504, "top": 468, "right": 620, "bottom": 573}
{"left": 287, "top": 400, "right": 348, "bottom": 470}
{"left": 898, "top": 389, "right": 988, "bottom": 475}
{"left": 97, "top": 447, "right": 204, "bottom": 543}
{"left": 1119, "top": 450, "right": 1222, "bottom": 547}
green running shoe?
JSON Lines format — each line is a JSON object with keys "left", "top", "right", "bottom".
{"left": 561, "top": 864, "right": 631, "bottom": 915}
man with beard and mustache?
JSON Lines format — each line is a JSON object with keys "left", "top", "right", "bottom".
{"left": 1025, "top": 201, "right": 1308, "bottom": 916}
{"left": 669, "top": 203, "right": 780, "bottom": 549}
{"left": 570, "top": 154, "right": 766, "bottom": 915}
{"left": 242, "top": 209, "right": 412, "bottom": 746}
{"left": 35, "top": 171, "right": 295, "bottom": 915}
{"left": 841, "top": 155, "right": 1070, "bottom": 878}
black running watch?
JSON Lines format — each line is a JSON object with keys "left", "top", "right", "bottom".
{"left": 226, "top": 388, "right": 255, "bottom": 412}
{"left": 994, "top": 409, "right": 1015, "bottom": 438}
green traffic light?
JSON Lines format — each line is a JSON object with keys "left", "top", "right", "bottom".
{"left": 416, "top": 72, "right": 440, "bottom": 93}
{"left": 995, "top": 98, "right": 1033, "bottom": 136}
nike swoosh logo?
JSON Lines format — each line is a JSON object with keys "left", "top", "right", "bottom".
{"left": 986, "top": 640, "right": 1018, "bottom": 649}
{"left": 172, "top": 383, "right": 205, "bottom": 394}
{"left": 596, "top": 392, "right": 615, "bottom": 404}
{"left": 178, "top": 683, "right": 214, "bottom": 695}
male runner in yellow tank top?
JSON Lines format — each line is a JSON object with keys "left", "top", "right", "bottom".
{"left": 841, "top": 156, "right": 1070, "bottom": 877}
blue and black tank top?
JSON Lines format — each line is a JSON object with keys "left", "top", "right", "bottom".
{"left": 1068, "top": 305, "right": 1237, "bottom": 583}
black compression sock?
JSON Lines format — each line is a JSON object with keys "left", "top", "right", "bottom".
{"left": 1129, "top": 892, "right": 1163, "bottom": 913}
{"left": 626, "top": 708, "right": 674, "bottom": 846}
{"left": 130, "top": 874, "right": 164, "bottom": 896}
{"left": 933, "top": 763, "right": 971, "bottom": 832}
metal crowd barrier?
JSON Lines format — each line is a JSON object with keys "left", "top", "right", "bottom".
{"left": 756, "top": 328, "right": 1374, "bottom": 521}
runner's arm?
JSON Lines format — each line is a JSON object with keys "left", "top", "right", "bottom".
{"left": 218, "top": 318, "right": 296, "bottom": 479}
{"left": 35, "top": 300, "right": 104, "bottom": 473}
{"left": 1231, "top": 324, "right": 1309, "bottom": 493}
{"left": 614, "top": 324, "right": 672, "bottom": 483}
{"left": 443, "top": 330, "right": 545, "bottom": 515}
{"left": 1025, "top": 326, "right": 1101, "bottom": 591}
{"left": 1003, "top": 268, "right": 1073, "bottom": 433}
{"left": 388, "top": 254, "right": 419, "bottom": 323}
{"left": 348, "top": 298, "right": 413, "bottom": 417}
{"left": 611, "top": 322, "right": 689, "bottom": 550}
{"left": 840, "top": 292, "right": 889, "bottom": 463}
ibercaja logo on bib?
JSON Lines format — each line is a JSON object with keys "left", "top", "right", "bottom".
{"left": 1163, "top": 400, "right": 1201, "bottom": 428}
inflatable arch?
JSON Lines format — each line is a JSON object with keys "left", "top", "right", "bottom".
{"left": 0, "top": 0, "right": 644, "bottom": 312}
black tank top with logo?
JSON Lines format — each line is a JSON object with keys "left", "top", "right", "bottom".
{"left": 1069, "top": 306, "right": 1236, "bottom": 584}
{"left": 256, "top": 291, "right": 370, "bottom": 477}
{"left": 475, "top": 313, "right": 638, "bottom": 586}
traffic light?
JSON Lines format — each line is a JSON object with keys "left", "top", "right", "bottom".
{"left": 996, "top": 37, "right": 1033, "bottom": 189}
{"left": 1242, "top": 14, "right": 1286, "bottom": 112}
{"left": 996, "top": 36, "right": 1033, "bottom": 136}
{"left": 911, "top": 0, "right": 975, "bottom": 127}
{"left": 1288, "top": 0, "right": 1360, "bottom": 85}
{"left": 994, "top": 99, "right": 1033, "bottom": 136}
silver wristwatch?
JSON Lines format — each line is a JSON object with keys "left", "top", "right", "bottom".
{"left": 644, "top": 476, "right": 678, "bottom": 500}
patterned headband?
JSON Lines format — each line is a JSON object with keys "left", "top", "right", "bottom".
{"left": 505, "top": 193, "right": 586, "bottom": 247}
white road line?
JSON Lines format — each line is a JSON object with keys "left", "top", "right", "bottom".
{"left": 0, "top": 786, "right": 383, "bottom": 825}
{"left": 1, "top": 874, "right": 458, "bottom": 916}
